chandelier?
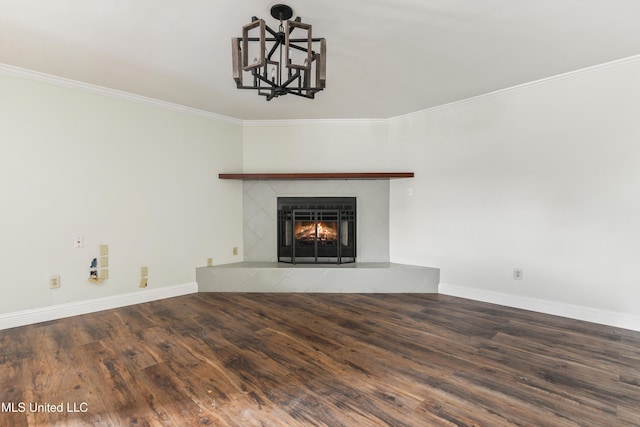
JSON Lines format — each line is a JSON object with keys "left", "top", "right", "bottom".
{"left": 231, "top": 4, "right": 326, "bottom": 101}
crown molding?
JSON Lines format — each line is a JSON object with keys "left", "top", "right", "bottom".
{"left": 388, "top": 53, "right": 640, "bottom": 123}
{"left": 0, "top": 63, "right": 242, "bottom": 125}
{"left": 244, "top": 54, "right": 640, "bottom": 127}
{"left": 241, "top": 118, "right": 389, "bottom": 127}
{"left": 4, "top": 53, "right": 640, "bottom": 127}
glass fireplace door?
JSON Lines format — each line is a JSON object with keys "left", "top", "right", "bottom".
{"left": 292, "top": 210, "right": 340, "bottom": 263}
{"left": 277, "top": 197, "right": 356, "bottom": 264}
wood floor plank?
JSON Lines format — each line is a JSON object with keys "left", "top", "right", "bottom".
{"left": 1, "top": 293, "right": 639, "bottom": 426}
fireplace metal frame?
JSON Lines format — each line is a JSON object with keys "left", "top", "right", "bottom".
{"left": 277, "top": 197, "right": 356, "bottom": 264}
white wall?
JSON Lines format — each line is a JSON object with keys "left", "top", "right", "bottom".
{"left": 242, "top": 120, "right": 394, "bottom": 172}
{"left": 389, "top": 57, "right": 640, "bottom": 324}
{"left": 242, "top": 57, "right": 640, "bottom": 328}
{"left": 0, "top": 71, "right": 244, "bottom": 315}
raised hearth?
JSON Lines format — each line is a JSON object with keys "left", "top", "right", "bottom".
{"left": 197, "top": 262, "right": 440, "bottom": 293}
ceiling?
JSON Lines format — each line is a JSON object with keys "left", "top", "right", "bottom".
{"left": 2, "top": 0, "right": 640, "bottom": 121}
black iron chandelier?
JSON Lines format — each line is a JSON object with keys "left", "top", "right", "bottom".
{"left": 232, "top": 4, "right": 326, "bottom": 101}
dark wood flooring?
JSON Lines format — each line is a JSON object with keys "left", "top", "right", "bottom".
{"left": 1, "top": 293, "right": 639, "bottom": 426}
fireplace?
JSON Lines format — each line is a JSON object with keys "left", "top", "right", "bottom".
{"left": 277, "top": 197, "right": 356, "bottom": 264}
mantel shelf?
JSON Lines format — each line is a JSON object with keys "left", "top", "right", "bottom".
{"left": 218, "top": 172, "right": 414, "bottom": 180}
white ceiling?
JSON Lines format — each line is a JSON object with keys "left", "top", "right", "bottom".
{"left": 2, "top": 0, "right": 640, "bottom": 120}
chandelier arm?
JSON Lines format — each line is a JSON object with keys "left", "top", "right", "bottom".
{"left": 288, "top": 43, "right": 314, "bottom": 55}
{"left": 286, "top": 90, "right": 315, "bottom": 99}
{"left": 253, "top": 74, "right": 278, "bottom": 88}
{"left": 287, "top": 38, "right": 323, "bottom": 43}
{"left": 266, "top": 42, "right": 281, "bottom": 61}
{"left": 287, "top": 16, "right": 302, "bottom": 35}
{"left": 279, "top": 71, "right": 301, "bottom": 88}
{"left": 257, "top": 91, "right": 276, "bottom": 101}
{"left": 265, "top": 25, "right": 278, "bottom": 38}
{"left": 235, "top": 84, "right": 323, "bottom": 92}
{"left": 245, "top": 37, "right": 280, "bottom": 42}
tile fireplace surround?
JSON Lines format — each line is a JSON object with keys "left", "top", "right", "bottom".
{"left": 196, "top": 177, "right": 439, "bottom": 293}
{"left": 243, "top": 179, "right": 390, "bottom": 263}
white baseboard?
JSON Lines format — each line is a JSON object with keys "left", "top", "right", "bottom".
{"left": 0, "top": 282, "right": 198, "bottom": 331}
{"left": 439, "top": 282, "right": 640, "bottom": 332}
{"left": 5, "top": 281, "right": 637, "bottom": 332}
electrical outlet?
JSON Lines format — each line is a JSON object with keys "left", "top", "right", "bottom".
{"left": 49, "top": 275, "right": 61, "bottom": 289}
{"left": 207, "top": 258, "right": 213, "bottom": 267}
{"left": 513, "top": 268, "right": 523, "bottom": 280}
{"left": 74, "top": 236, "right": 83, "bottom": 248}
{"left": 233, "top": 247, "right": 238, "bottom": 256}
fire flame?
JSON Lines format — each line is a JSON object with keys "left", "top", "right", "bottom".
{"left": 295, "top": 222, "right": 338, "bottom": 241}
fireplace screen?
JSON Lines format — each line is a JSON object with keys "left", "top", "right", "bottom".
{"left": 278, "top": 197, "right": 356, "bottom": 264}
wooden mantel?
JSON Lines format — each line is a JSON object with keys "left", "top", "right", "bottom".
{"left": 218, "top": 172, "right": 414, "bottom": 180}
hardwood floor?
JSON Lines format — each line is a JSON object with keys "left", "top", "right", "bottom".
{"left": 1, "top": 293, "right": 639, "bottom": 426}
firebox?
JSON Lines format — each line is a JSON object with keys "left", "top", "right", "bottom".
{"left": 277, "top": 197, "right": 356, "bottom": 264}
